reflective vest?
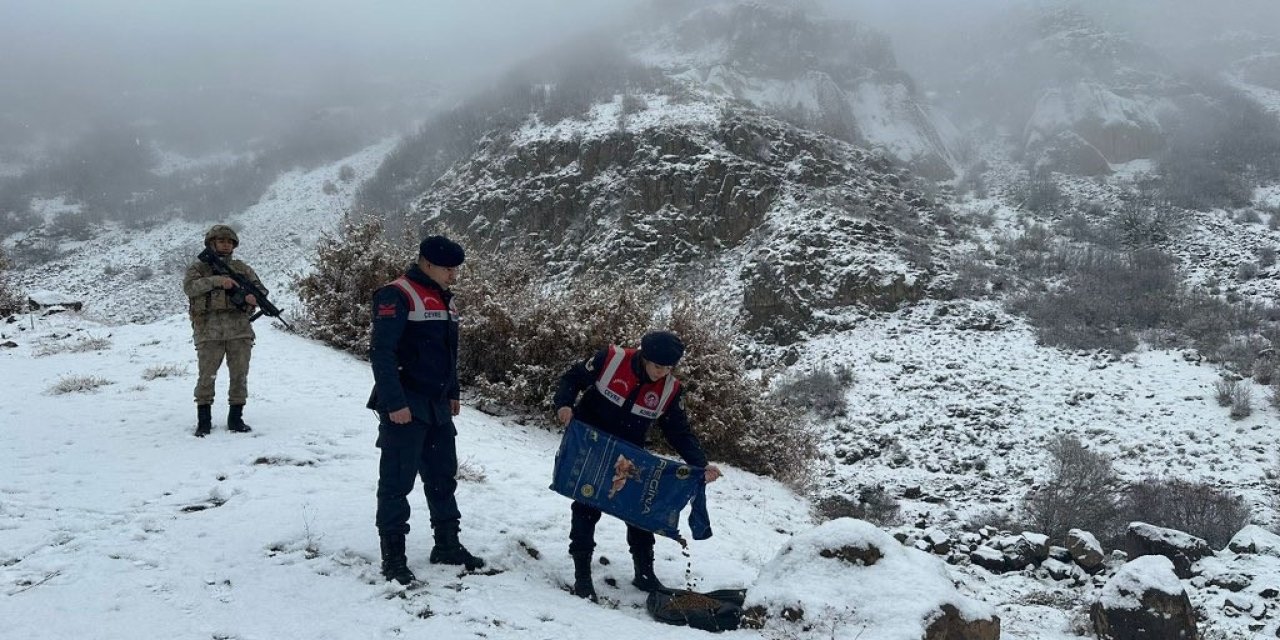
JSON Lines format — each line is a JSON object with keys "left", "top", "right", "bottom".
{"left": 390, "top": 276, "right": 456, "bottom": 323}
{"left": 594, "top": 345, "right": 679, "bottom": 420}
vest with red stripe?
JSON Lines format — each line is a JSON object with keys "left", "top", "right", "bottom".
{"left": 594, "top": 345, "right": 680, "bottom": 420}
{"left": 390, "top": 275, "right": 457, "bottom": 324}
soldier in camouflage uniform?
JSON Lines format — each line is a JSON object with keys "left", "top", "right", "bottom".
{"left": 184, "top": 224, "right": 265, "bottom": 437}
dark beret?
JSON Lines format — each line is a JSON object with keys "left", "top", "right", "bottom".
{"left": 419, "top": 235, "right": 465, "bottom": 267}
{"left": 640, "top": 331, "right": 685, "bottom": 366}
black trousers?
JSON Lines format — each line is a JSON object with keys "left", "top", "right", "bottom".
{"left": 568, "top": 501, "right": 655, "bottom": 557}
{"left": 375, "top": 410, "right": 460, "bottom": 537}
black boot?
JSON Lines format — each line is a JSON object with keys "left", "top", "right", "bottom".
{"left": 227, "top": 404, "right": 252, "bottom": 433}
{"left": 429, "top": 528, "right": 485, "bottom": 570}
{"left": 379, "top": 535, "right": 416, "bottom": 585}
{"left": 631, "top": 548, "right": 668, "bottom": 593}
{"left": 571, "top": 553, "right": 596, "bottom": 600}
{"left": 194, "top": 404, "right": 212, "bottom": 437}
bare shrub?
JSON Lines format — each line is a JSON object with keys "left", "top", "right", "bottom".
{"left": 455, "top": 246, "right": 657, "bottom": 412}
{"left": 321, "top": 180, "right": 338, "bottom": 195}
{"left": 48, "top": 375, "right": 113, "bottom": 395}
{"left": 1121, "top": 478, "right": 1250, "bottom": 548}
{"left": 1229, "top": 384, "right": 1254, "bottom": 420}
{"left": 1015, "top": 173, "right": 1067, "bottom": 214}
{"left": 1259, "top": 247, "right": 1277, "bottom": 268}
{"left": 1105, "top": 202, "right": 1186, "bottom": 248}
{"left": 142, "top": 364, "right": 187, "bottom": 380}
{"left": 965, "top": 507, "right": 1023, "bottom": 534}
{"left": 667, "top": 298, "right": 816, "bottom": 484}
{"left": 0, "top": 246, "right": 22, "bottom": 316}
{"left": 294, "top": 214, "right": 406, "bottom": 356}
{"left": 1237, "top": 261, "right": 1259, "bottom": 282}
{"left": 1214, "top": 378, "right": 1238, "bottom": 407}
{"left": 133, "top": 266, "right": 154, "bottom": 281}
{"left": 1013, "top": 248, "right": 1179, "bottom": 353}
{"left": 456, "top": 457, "right": 488, "bottom": 483}
{"left": 814, "top": 485, "right": 902, "bottom": 526}
{"left": 1022, "top": 435, "right": 1123, "bottom": 543}
{"left": 772, "top": 366, "right": 852, "bottom": 419}
{"left": 337, "top": 164, "right": 356, "bottom": 182}
{"left": 34, "top": 335, "right": 112, "bottom": 357}
{"left": 949, "top": 253, "right": 1002, "bottom": 298}
{"left": 48, "top": 209, "right": 100, "bottom": 241}
{"left": 1237, "top": 209, "right": 1263, "bottom": 224}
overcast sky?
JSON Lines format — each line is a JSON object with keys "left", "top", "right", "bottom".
{"left": 3, "top": 0, "right": 1279, "bottom": 155}
{"left": 0, "top": 0, "right": 642, "bottom": 152}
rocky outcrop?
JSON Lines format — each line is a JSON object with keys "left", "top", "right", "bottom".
{"left": 417, "top": 106, "right": 936, "bottom": 342}
{"left": 1023, "top": 83, "right": 1164, "bottom": 174}
{"left": 636, "top": 1, "right": 963, "bottom": 178}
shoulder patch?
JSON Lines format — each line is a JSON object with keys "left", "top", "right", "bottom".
{"left": 376, "top": 303, "right": 398, "bottom": 319}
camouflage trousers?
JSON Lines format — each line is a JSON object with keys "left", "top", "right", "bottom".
{"left": 194, "top": 338, "right": 254, "bottom": 405}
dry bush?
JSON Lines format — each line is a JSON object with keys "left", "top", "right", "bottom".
{"left": 1121, "top": 478, "right": 1250, "bottom": 548}
{"left": 666, "top": 298, "right": 815, "bottom": 484}
{"left": 453, "top": 246, "right": 657, "bottom": 412}
{"left": 294, "top": 214, "right": 406, "bottom": 356}
{"left": 772, "top": 365, "right": 852, "bottom": 419}
{"left": 814, "top": 485, "right": 902, "bottom": 526}
{"left": 48, "top": 375, "right": 113, "bottom": 395}
{"left": 34, "top": 335, "right": 112, "bottom": 357}
{"left": 1013, "top": 248, "right": 1180, "bottom": 353}
{"left": 142, "top": 364, "right": 187, "bottom": 380}
{"left": 1229, "top": 385, "right": 1254, "bottom": 420}
{"left": 0, "top": 246, "right": 22, "bottom": 317}
{"left": 1022, "top": 435, "right": 1123, "bottom": 543}
{"left": 1214, "top": 379, "right": 1238, "bottom": 407}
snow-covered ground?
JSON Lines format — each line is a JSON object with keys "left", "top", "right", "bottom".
{"left": 5, "top": 121, "right": 1280, "bottom": 639}
{"left": 0, "top": 312, "right": 816, "bottom": 639}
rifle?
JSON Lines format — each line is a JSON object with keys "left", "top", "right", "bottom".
{"left": 197, "top": 247, "right": 293, "bottom": 330}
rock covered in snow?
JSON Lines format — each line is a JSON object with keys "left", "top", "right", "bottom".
{"left": 1067, "top": 528, "right": 1106, "bottom": 573}
{"left": 1228, "top": 525, "right": 1280, "bottom": 557}
{"left": 1125, "top": 522, "right": 1213, "bottom": 579}
{"left": 744, "top": 518, "right": 999, "bottom": 640}
{"left": 1090, "top": 555, "right": 1197, "bottom": 640}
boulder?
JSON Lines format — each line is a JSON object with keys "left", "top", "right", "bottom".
{"left": 1227, "top": 525, "right": 1280, "bottom": 557}
{"left": 1125, "top": 522, "right": 1213, "bottom": 579}
{"left": 1067, "top": 529, "right": 1105, "bottom": 573}
{"left": 1090, "top": 555, "right": 1197, "bottom": 640}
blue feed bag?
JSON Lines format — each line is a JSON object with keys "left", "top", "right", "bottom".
{"left": 551, "top": 419, "right": 711, "bottom": 541}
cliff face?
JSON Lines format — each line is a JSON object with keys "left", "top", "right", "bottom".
{"left": 416, "top": 96, "right": 938, "bottom": 342}
{"left": 633, "top": 1, "right": 965, "bottom": 179}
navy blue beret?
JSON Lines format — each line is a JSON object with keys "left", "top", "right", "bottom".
{"left": 419, "top": 235, "right": 465, "bottom": 267}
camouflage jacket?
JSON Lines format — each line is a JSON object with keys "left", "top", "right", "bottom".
{"left": 183, "top": 257, "right": 266, "bottom": 343}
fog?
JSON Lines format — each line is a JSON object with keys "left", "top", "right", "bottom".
{"left": 0, "top": 0, "right": 642, "bottom": 156}
{"left": 835, "top": 0, "right": 1280, "bottom": 87}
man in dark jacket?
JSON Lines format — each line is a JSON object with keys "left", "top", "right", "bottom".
{"left": 554, "top": 330, "right": 723, "bottom": 600}
{"left": 368, "top": 235, "right": 484, "bottom": 586}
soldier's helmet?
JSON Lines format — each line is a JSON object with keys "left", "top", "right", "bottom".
{"left": 204, "top": 224, "right": 239, "bottom": 247}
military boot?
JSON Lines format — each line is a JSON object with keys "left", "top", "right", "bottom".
{"left": 379, "top": 535, "right": 416, "bottom": 585}
{"left": 429, "top": 528, "right": 485, "bottom": 570}
{"left": 571, "top": 553, "right": 597, "bottom": 600}
{"left": 227, "top": 404, "right": 252, "bottom": 433}
{"left": 631, "top": 548, "right": 668, "bottom": 593}
{"left": 194, "top": 404, "right": 212, "bottom": 438}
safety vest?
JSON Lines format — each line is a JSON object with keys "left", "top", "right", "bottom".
{"left": 390, "top": 276, "right": 456, "bottom": 323}
{"left": 594, "top": 345, "right": 680, "bottom": 420}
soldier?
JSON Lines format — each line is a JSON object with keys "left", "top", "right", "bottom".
{"left": 184, "top": 224, "right": 264, "bottom": 437}
{"left": 368, "top": 235, "right": 485, "bottom": 586}
{"left": 554, "top": 330, "right": 723, "bottom": 600}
